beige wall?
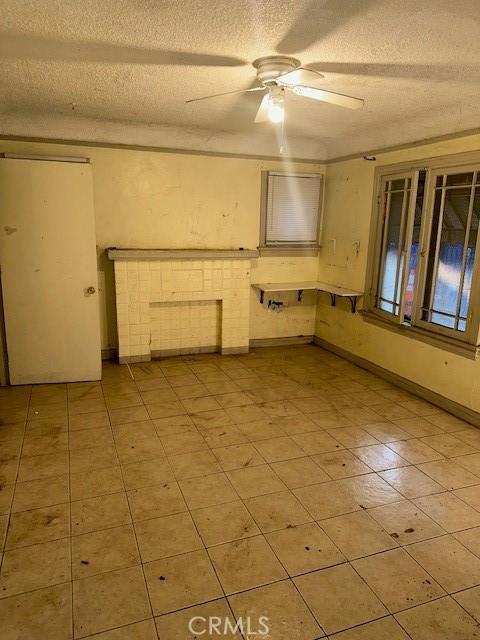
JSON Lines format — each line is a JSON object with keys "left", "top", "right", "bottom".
{"left": 316, "top": 133, "right": 480, "bottom": 412}
{"left": 0, "top": 139, "right": 323, "bottom": 349}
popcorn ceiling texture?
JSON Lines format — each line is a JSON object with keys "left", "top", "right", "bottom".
{"left": 2, "top": 0, "right": 480, "bottom": 159}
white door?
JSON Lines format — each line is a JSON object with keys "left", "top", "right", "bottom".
{"left": 0, "top": 158, "right": 101, "bottom": 384}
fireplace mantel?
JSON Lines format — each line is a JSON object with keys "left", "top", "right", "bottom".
{"left": 107, "top": 248, "right": 259, "bottom": 260}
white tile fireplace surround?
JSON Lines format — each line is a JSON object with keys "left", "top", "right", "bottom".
{"left": 108, "top": 249, "right": 258, "bottom": 363}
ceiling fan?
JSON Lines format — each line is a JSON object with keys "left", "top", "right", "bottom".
{"left": 186, "top": 56, "right": 364, "bottom": 123}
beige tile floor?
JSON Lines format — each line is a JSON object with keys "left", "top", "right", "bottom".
{"left": 1, "top": 344, "right": 480, "bottom": 639}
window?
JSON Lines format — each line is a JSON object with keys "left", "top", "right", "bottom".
{"left": 260, "top": 171, "right": 322, "bottom": 248}
{"left": 368, "top": 158, "right": 480, "bottom": 352}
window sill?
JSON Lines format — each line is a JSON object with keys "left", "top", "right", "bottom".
{"left": 362, "top": 310, "right": 479, "bottom": 360}
{"left": 257, "top": 246, "right": 320, "bottom": 257}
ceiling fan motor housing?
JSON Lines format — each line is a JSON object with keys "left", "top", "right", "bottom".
{"left": 253, "top": 56, "right": 300, "bottom": 86}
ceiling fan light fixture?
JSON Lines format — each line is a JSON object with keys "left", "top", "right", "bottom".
{"left": 267, "top": 87, "right": 285, "bottom": 124}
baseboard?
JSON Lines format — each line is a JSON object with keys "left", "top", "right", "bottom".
{"left": 119, "top": 354, "right": 151, "bottom": 364}
{"left": 221, "top": 346, "right": 249, "bottom": 355}
{"left": 151, "top": 345, "right": 219, "bottom": 358}
{"left": 314, "top": 336, "right": 480, "bottom": 428}
{"left": 249, "top": 335, "right": 314, "bottom": 348}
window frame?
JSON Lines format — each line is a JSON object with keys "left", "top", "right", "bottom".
{"left": 259, "top": 170, "right": 324, "bottom": 252}
{"left": 366, "top": 151, "right": 480, "bottom": 355}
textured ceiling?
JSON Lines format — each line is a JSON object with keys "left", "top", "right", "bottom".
{"left": 1, "top": 0, "right": 480, "bottom": 160}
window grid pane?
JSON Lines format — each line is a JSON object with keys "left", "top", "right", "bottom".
{"left": 376, "top": 178, "right": 411, "bottom": 317}
{"left": 421, "top": 172, "right": 479, "bottom": 332}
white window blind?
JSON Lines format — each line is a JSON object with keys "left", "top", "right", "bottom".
{"left": 265, "top": 172, "right": 321, "bottom": 245}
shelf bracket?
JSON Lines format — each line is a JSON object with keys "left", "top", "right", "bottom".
{"left": 297, "top": 289, "right": 304, "bottom": 302}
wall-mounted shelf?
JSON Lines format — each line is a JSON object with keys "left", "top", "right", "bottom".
{"left": 252, "top": 281, "right": 363, "bottom": 313}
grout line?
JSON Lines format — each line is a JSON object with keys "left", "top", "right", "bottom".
{"left": 98, "top": 377, "right": 159, "bottom": 638}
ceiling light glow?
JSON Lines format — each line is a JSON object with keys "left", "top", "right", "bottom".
{"left": 268, "top": 89, "right": 284, "bottom": 124}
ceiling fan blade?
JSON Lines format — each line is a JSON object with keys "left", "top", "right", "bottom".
{"left": 276, "top": 0, "right": 374, "bottom": 55}
{"left": 254, "top": 94, "right": 271, "bottom": 123}
{"left": 0, "top": 32, "right": 246, "bottom": 67}
{"left": 277, "top": 67, "right": 324, "bottom": 85}
{"left": 290, "top": 85, "right": 364, "bottom": 109}
{"left": 186, "top": 86, "right": 265, "bottom": 104}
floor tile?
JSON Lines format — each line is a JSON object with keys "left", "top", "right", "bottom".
{"left": 454, "top": 484, "right": 480, "bottom": 510}
{"left": 69, "top": 427, "right": 114, "bottom": 451}
{"left": 417, "top": 459, "right": 480, "bottom": 490}
{"left": 328, "top": 427, "right": 378, "bottom": 448}
{"left": 116, "top": 437, "right": 166, "bottom": 464}
{"left": 270, "top": 456, "right": 330, "bottom": 488}
{"left": 212, "top": 443, "right": 264, "bottom": 471}
{"left": 109, "top": 405, "right": 150, "bottom": 425}
{"left": 352, "top": 444, "right": 409, "bottom": 471}
{"left": 179, "top": 473, "right": 238, "bottom": 509}
{"left": 387, "top": 438, "right": 444, "bottom": 463}
{"left": 292, "top": 430, "right": 343, "bottom": 455}
{"left": 328, "top": 616, "right": 410, "bottom": 639}
{"left": 6, "top": 503, "right": 70, "bottom": 549}
{"left": 414, "top": 492, "right": 480, "bottom": 532}
{"left": 229, "top": 579, "right": 323, "bottom": 639}
{"left": 265, "top": 521, "right": 345, "bottom": 576}
{"left": 153, "top": 414, "right": 197, "bottom": 437}
{"left": 408, "top": 534, "right": 480, "bottom": 593}
{"left": 321, "top": 510, "right": 398, "bottom": 560}
{"left": 191, "top": 500, "right": 260, "bottom": 546}
{"left": 454, "top": 452, "right": 480, "bottom": 476}
{"left": 395, "top": 596, "right": 480, "bottom": 639}
{"left": 454, "top": 526, "right": 480, "bottom": 557}
{"left": 72, "top": 524, "right": 140, "bottom": 578}
{"left": 420, "top": 434, "right": 477, "bottom": 458}
{"left": 121, "top": 457, "right": 173, "bottom": 490}
{"left": 453, "top": 586, "right": 480, "bottom": 624}
{"left": 352, "top": 547, "right": 445, "bottom": 612}
{"left": 294, "top": 481, "right": 360, "bottom": 520}
{"left": 0, "top": 537, "right": 70, "bottom": 597}
{"left": 155, "top": 599, "right": 242, "bottom": 639}
{"left": 144, "top": 549, "right": 222, "bottom": 615}
{"left": 338, "top": 473, "right": 403, "bottom": 509}
{"left": 363, "top": 422, "right": 412, "bottom": 443}
{"left": 312, "top": 449, "right": 372, "bottom": 478}
{"left": 71, "top": 492, "right": 131, "bottom": 535}
{"left": 169, "top": 450, "right": 222, "bottom": 480}
{"left": 245, "top": 490, "right": 312, "bottom": 532}
{"left": 202, "top": 424, "right": 247, "bottom": 448}
{"left": 294, "top": 563, "right": 387, "bottom": 635}
{"left": 208, "top": 535, "right": 287, "bottom": 594}
{"left": 17, "top": 452, "right": 69, "bottom": 482}
{"left": 368, "top": 500, "right": 446, "bottom": 544}
{"left": 127, "top": 482, "right": 186, "bottom": 521}
{"left": 69, "top": 411, "right": 110, "bottom": 431}
{"left": 226, "top": 405, "right": 269, "bottom": 424}
{"left": 12, "top": 474, "right": 69, "bottom": 512}
{"left": 73, "top": 565, "right": 151, "bottom": 638}
{"left": 379, "top": 466, "right": 444, "bottom": 499}
{"left": 86, "top": 619, "right": 158, "bottom": 639}
{"left": 227, "top": 464, "right": 286, "bottom": 498}
{"left": 70, "top": 466, "right": 124, "bottom": 501}
{"left": 253, "top": 435, "right": 307, "bottom": 463}
{"left": 135, "top": 512, "right": 202, "bottom": 562}
{"left": 69, "top": 445, "right": 118, "bottom": 475}
{"left": 0, "top": 583, "right": 72, "bottom": 640}
{"left": 161, "top": 430, "right": 207, "bottom": 455}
